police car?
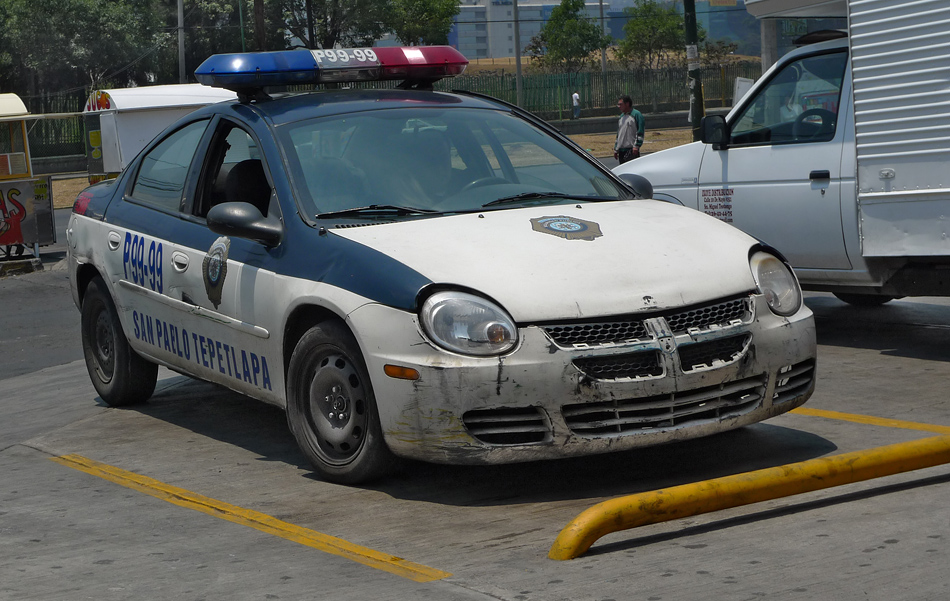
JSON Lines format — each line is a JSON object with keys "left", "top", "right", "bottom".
{"left": 67, "top": 46, "right": 817, "bottom": 484}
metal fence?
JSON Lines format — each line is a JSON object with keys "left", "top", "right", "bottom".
{"left": 24, "top": 91, "right": 88, "bottom": 158}
{"left": 436, "top": 62, "right": 762, "bottom": 119}
{"left": 25, "top": 63, "right": 762, "bottom": 161}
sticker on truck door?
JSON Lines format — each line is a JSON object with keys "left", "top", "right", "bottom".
{"left": 701, "top": 188, "right": 734, "bottom": 223}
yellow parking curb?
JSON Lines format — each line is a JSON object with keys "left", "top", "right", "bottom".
{"left": 548, "top": 434, "right": 950, "bottom": 560}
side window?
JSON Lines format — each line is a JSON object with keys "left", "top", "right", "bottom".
{"left": 130, "top": 120, "right": 208, "bottom": 212}
{"left": 730, "top": 51, "right": 848, "bottom": 146}
{"left": 197, "top": 123, "right": 270, "bottom": 218}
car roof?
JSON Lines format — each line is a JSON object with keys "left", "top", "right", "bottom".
{"left": 211, "top": 88, "right": 511, "bottom": 127}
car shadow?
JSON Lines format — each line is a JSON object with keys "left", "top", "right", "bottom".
{"left": 136, "top": 374, "right": 837, "bottom": 507}
{"left": 806, "top": 294, "right": 950, "bottom": 362}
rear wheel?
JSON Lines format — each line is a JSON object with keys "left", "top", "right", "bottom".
{"left": 286, "top": 321, "right": 395, "bottom": 484}
{"left": 833, "top": 292, "right": 900, "bottom": 307}
{"left": 80, "top": 276, "right": 158, "bottom": 406}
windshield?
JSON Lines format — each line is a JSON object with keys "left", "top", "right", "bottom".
{"left": 279, "top": 107, "right": 630, "bottom": 218}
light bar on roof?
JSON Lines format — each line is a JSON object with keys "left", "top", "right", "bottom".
{"left": 194, "top": 46, "right": 468, "bottom": 93}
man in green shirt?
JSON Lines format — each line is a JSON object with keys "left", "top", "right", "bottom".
{"left": 614, "top": 95, "right": 644, "bottom": 164}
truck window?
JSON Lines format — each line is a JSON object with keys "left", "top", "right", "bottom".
{"left": 730, "top": 50, "right": 848, "bottom": 146}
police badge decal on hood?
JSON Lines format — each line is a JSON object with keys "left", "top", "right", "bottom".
{"left": 531, "top": 215, "right": 602, "bottom": 241}
{"left": 203, "top": 236, "right": 230, "bottom": 309}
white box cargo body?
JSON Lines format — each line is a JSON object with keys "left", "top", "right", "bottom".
{"left": 848, "top": 0, "right": 950, "bottom": 258}
{"left": 616, "top": 0, "right": 950, "bottom": 303}
{"left": 83, "top": 84, "right": 236, "bottom": 182}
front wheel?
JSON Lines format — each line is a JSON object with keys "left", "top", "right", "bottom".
{"left": 80, "top": 276, "right": 158, "bottom": 406}
{"left": 833, "top": 292, "right": 900, "bottom": 307}
{"left": 286, "top": 321, "right": 395, "bottom": 484}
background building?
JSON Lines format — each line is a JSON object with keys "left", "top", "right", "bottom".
{"left": 449, "top": 0, "right": 604, "bottom": 59}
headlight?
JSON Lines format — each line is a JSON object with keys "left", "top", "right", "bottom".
{"left": 420, "top": 291, "right": 518, "bottom": 356}
{"left": 750, "top": 251, "right": 802, "bottom": 317}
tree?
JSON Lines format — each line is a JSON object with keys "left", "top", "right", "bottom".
{"left": 701, "top": 39, "right": 739, "bottom": 67}
{"left": 389, "top": 0, "right": 459, "bottom": 46}
{"left": 618, "top": 0, "right": 705, "bottom": 70}
{"left": 281, "top": 0, "right": 390, "bottom": 49}
{"left": 0, "top": 0, "right": 162, "bottom": 96}
{"left": 524, "top": 0, "right": 611, "bottom": 74}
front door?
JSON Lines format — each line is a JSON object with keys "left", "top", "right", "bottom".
{"left": 698, "top": 49, "right": 852, "bottom": 270}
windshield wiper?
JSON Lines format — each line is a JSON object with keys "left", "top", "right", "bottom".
{"left": 482, "top": 192, "right": 572, "bottom": 207}
{"left": 316, "top": 204, "right": 439, "bottom": 219}
{"left": 482, "top": 192, "right": 617, "bottom": 208}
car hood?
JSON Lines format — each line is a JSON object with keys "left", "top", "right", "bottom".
{"left": 331, "top": 201, "right": 759, "bottom": 322}
{"left": 612, "top": 141, "right": 707, "bottom": 193}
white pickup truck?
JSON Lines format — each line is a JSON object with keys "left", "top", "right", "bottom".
{"left": 615, "top": 0, "right": 950, "bottom": 305}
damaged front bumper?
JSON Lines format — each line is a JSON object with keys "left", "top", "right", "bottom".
{"left": 349, "top": 293, "right": 817, "bottom": 464}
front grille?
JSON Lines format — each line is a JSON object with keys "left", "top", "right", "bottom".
{"left": 562, "top": 375, "right": 767, "bottom": 435}
{"left": 573, "top": 350, "right": 663, "bottom": 380}
{"left": 542, "top": 319, "right": 650, "bottom": 347}
{"left": 462, "top": 407, "right": 551, "bottom": 445}
{"left": 773, "top": 359, "right": 816, "bottom": 404}
{"left": 539, "top": 295, "right": 753, "bottom": 348}
{"left": 678, "top": 334, "right": 750, "bottom": 372}
{"left": 666, "top": 296, "right": 752, "bottom": 333}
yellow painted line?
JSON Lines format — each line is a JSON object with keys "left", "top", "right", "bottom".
{"left": 50, "top": 454, "right": 451, "bottom": 582}
{"left": 549, "top": 434, "right": 950, "bottom": 560}
{"left": 791, "top": 407, "right": 950, "bottom": 434}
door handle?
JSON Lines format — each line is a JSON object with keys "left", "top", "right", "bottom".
{"left": 107, "top": 231, "right": 122, "bottom": 251}
{"left": 809, "top": 170, "right": 831, "bottom": 180}
{"left": 171, "top": 251, "right": 189, "bottom": 273}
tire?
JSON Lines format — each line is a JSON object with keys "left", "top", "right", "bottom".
{"left": 833, "top": 292, "right": 899, "bottom": 307}
{"left": 286, "top": 321, "right": 395, "bottom": 484}
{"left": 80, "top": 276, "right": 158, "bottom": 406}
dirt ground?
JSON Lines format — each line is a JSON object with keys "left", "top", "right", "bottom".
{"left": 52, "top": 177, "right": 90, "bottom": 210}
{"left": 49, "top": 127, "right": 694, "bottom": 209}
{"left": 570, "top": 127, "right": 693, "bottom": 158}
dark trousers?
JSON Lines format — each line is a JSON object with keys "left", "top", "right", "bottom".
{"left": 618, "top": 147, "right": 640, "bottom": 164}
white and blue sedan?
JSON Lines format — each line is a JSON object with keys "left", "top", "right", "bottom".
{"left": 67, "top": 46, "right": 817, "bottom": 483}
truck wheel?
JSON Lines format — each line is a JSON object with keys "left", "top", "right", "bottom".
{"left": 833, "top": 292, "right": 899, "bottom": 307}
{"left": 81, "top": 276, "right": 158, "bottom": 406}
{"left": 286, "top": 321, "right": 395, "bottom": 484}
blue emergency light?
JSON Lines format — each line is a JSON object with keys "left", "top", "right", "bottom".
{"left": 195, "top": 46, "right": 469, "bottom": 98}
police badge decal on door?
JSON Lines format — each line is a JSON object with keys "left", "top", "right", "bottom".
{"left": 202, "top": 237, "right": 230, "bottom": 309}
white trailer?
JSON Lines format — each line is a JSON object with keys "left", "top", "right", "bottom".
{"left": 616, "top": 0, "right": 950, "bottom": 304}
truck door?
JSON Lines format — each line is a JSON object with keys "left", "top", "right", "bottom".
{"left": 698, "top": 49, "right": 851, "bottom": 270}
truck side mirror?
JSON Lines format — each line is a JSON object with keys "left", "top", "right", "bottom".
{"left": 700, "top": 115, "right": 729, "bottom": 150}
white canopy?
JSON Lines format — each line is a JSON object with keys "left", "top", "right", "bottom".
{"left": 84, "top": 84, "right": 237, "bottom": 113}
{"left": 0, "top": 93, "right": 29, "bottom": 118}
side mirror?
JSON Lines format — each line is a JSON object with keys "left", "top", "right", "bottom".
{"left": 700, "top": 115, "right": 729, "bottom": 150}
{"left": 207, "top": 202, "right": 283, "bottom": 247}
{"left": 618, "top": 173, "right": 653, "bottom": 199}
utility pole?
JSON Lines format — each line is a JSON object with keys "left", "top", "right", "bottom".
{"left": 683, "top": 0, "right": 705, "bottom": 141}
{"left": 238, "top": 0, "right": 247, "bottom": 51}
{"left": 514, "top": 0, "right": 523, "bottom": 107}
{"left": 599, "top": 0, "right": 607, "bottom": 111}
{"left": 178, "top": 0, "right": 186, "bottom": 83}
{"left": 599, "top": 0, "right": 607, "bottom": 74}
